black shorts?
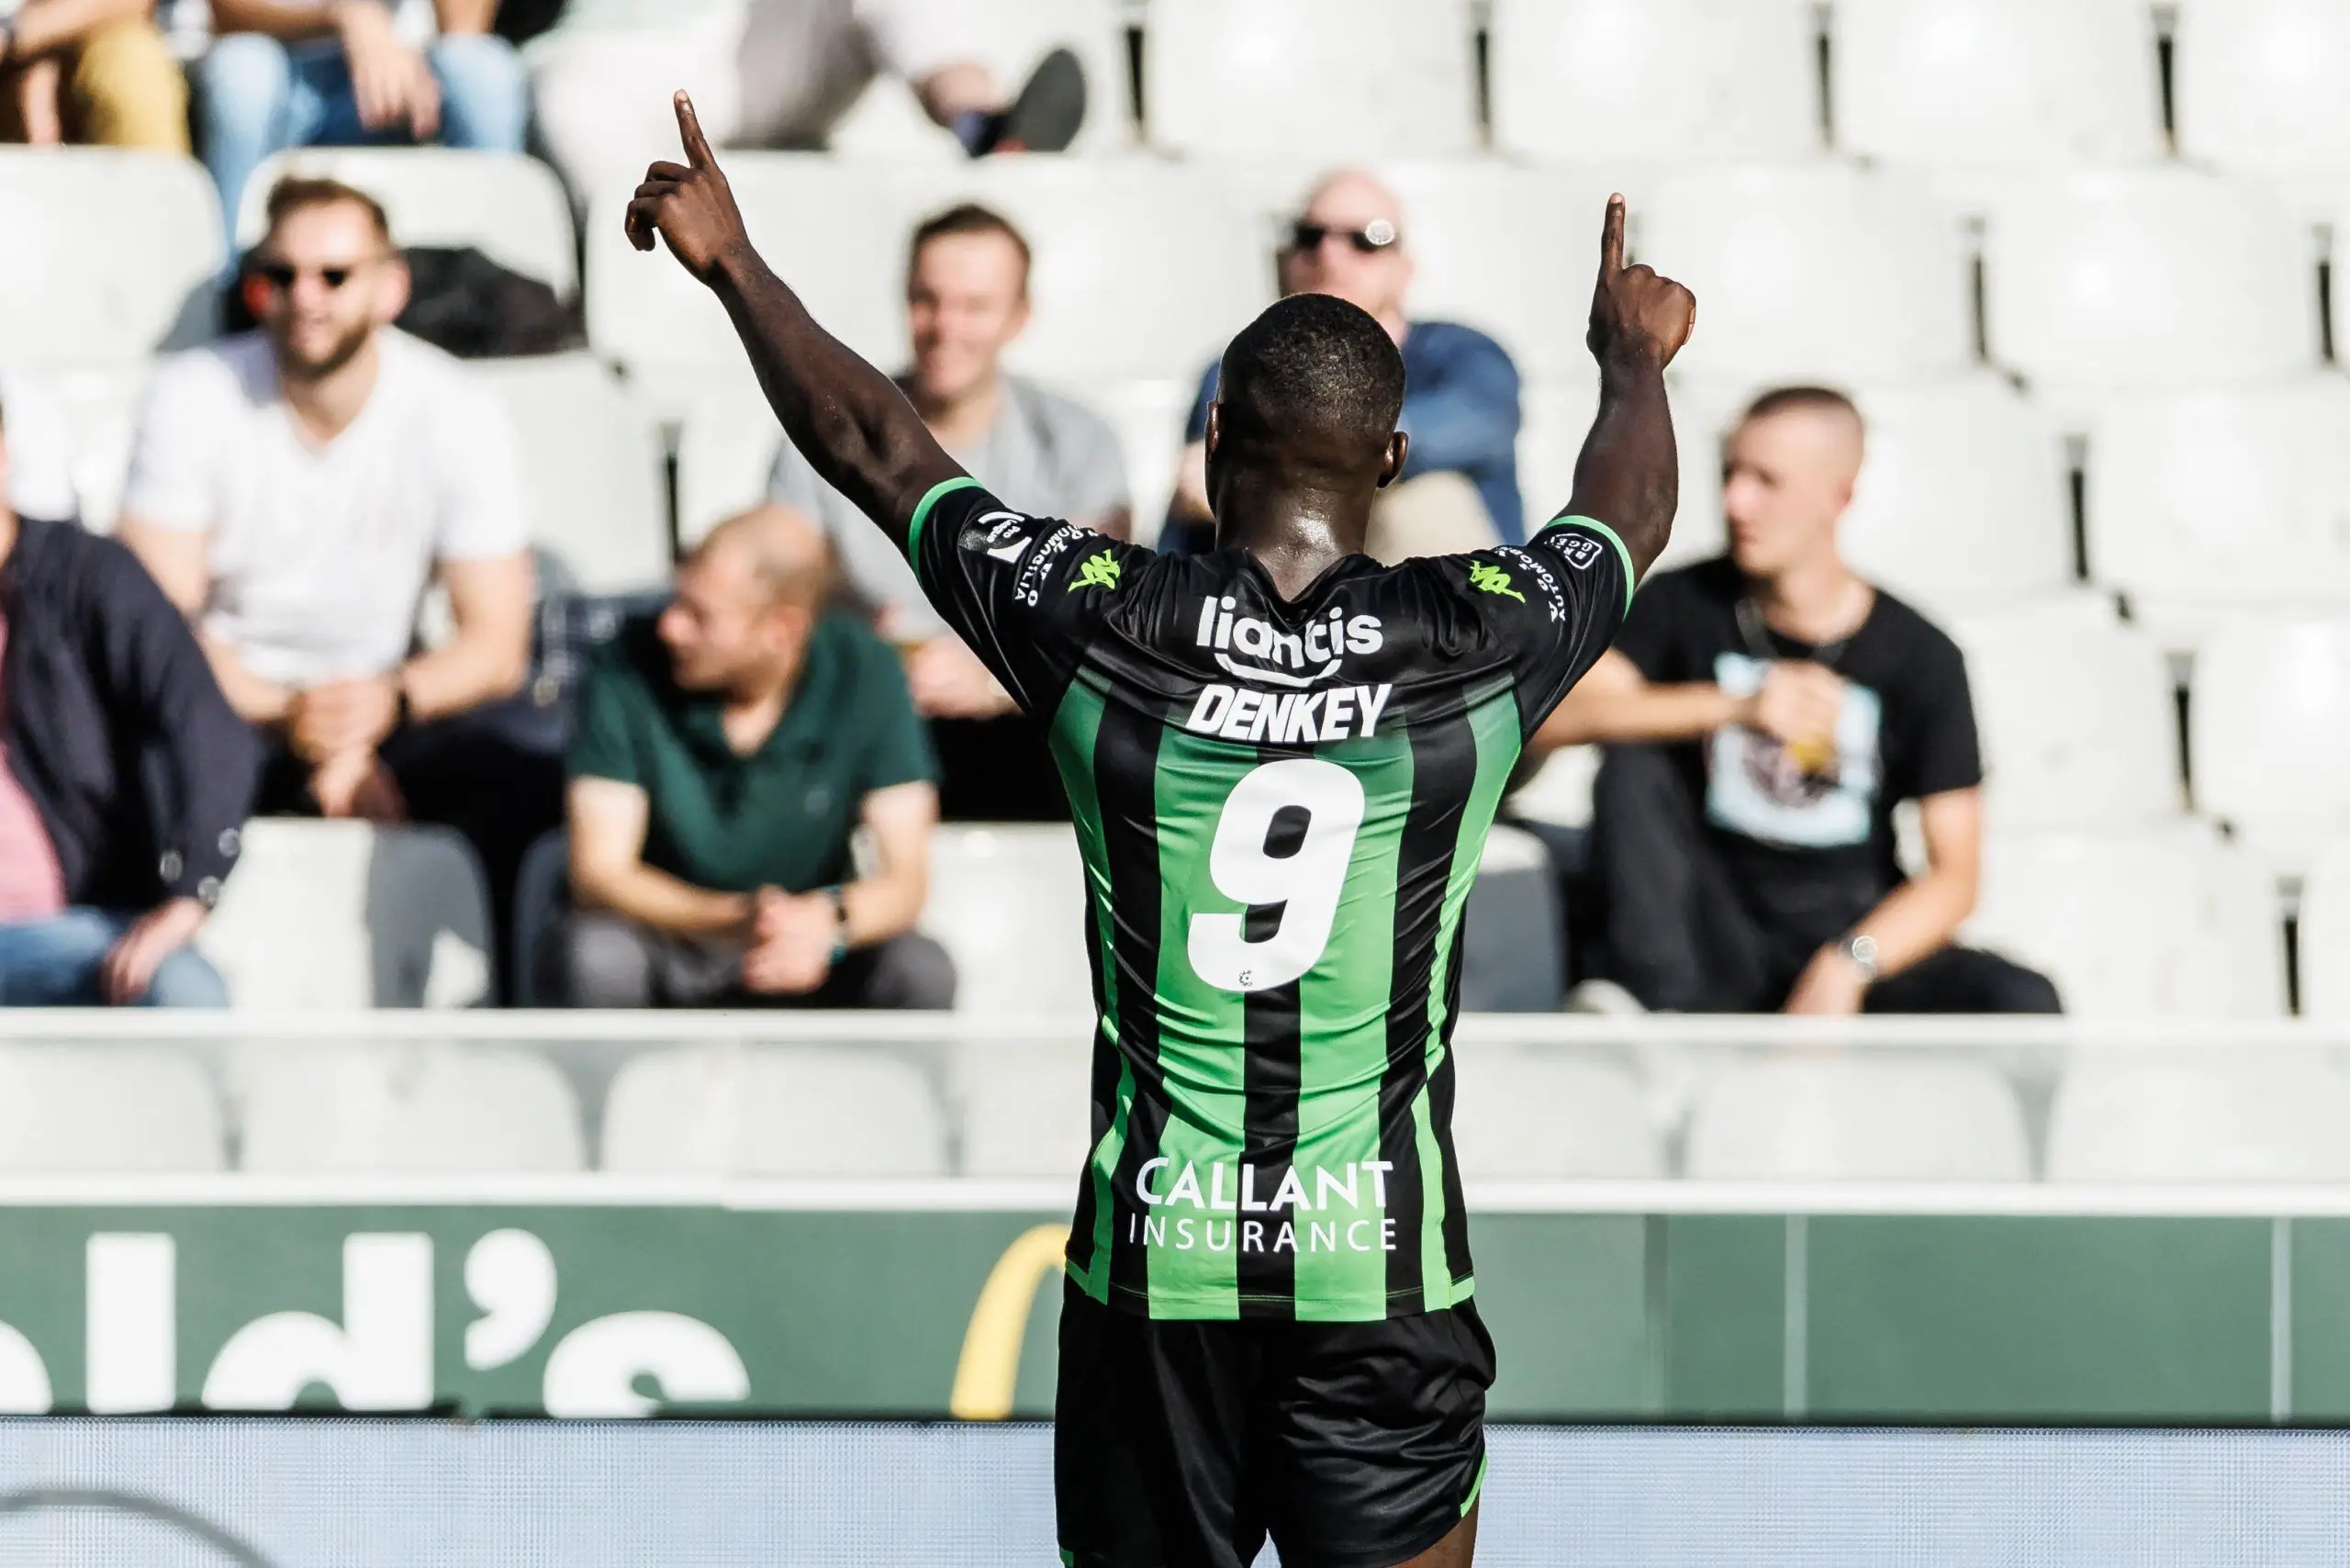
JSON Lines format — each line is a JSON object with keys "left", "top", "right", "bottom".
{"left": 1055, "top": 1280, "right": 1495, "bottom": 1568}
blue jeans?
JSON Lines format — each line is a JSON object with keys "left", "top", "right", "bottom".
{"left": 196, "top": 31, "right": 529, "bottom": 256}
{"left": 0, "top": 910, "right": 229, "bottom": 1009}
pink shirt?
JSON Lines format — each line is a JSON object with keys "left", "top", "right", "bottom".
{"left": 0, "top": 614, "right": 67, "bottom": 922}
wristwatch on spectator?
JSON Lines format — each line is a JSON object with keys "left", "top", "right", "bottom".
{"left": 823, "top": 884, "right": 850, "bottom": 962}
{"left": 1840, "top": 933, "right": 1881, "bottom": 984}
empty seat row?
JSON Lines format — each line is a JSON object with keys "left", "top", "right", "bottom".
{"left": 24, "top": 1036, "right": 2350, "bottom": 1183}
{"left": 18, "top": 146, "right": 2350, "bottom": 409}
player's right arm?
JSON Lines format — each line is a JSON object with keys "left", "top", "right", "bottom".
{"left": 625, "top": 91, "right": 963, "bottom": 559}
{"left": 1554, "top": 195, "right": 1696, "bottom": 580}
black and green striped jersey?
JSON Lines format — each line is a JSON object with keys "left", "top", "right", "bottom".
{"left": 909, "top": 476, "right": 1633, "bottom": 1321}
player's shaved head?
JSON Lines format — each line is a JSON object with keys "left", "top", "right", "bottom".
{"left": 1215, "top": 294, "right": 1407, "bottom": 482}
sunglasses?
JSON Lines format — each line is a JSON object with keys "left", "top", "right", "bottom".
{"left": 1288, "top": 218, "right": 1400, "bottom": 255}
{"left": 250, "top": 259, "right": 370, "bottom": 292}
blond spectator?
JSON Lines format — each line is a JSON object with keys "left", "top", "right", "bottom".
{"left": 0, "top": 0, "right": 188, "bottom": 151}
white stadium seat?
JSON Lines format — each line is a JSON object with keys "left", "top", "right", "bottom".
{"left": 1839, "top": 377, "right": 2076, "bottom": 616}
{"left": 826, "top": 0, "right": 1134, "bottom": 160}
{"left": 1451, "top": 1052, "right": 1664, "bottom": 1180}
{"left": 2176, "top": 0, "right": 2350, "bottom": 176}
{"left": 1984, "top": 173, "right": 2318, "bottom": 394}
{"left": 2085, "top": 378, "right": 2350, "bottom": 641}
{"left": 469, "top": 353, "right": 673, "bottom": 593}
{"left": 1145, "top": 0, "right": 1478, "bottom": 160}
{"left": 0, "top": 371, "right": 84, "bottom": 524}
{"left": 1639, "top": 167, "right": 1975, "bottom": 386}
{"left": 0, "top": 148, "right": 219, "bottom": 372}
{"left": 955, "top": 1043, "right": 1097, "bottom": 1178}
{"left": 2297, "top": 837, "right": 2350, "bottom": 1021}
{"left": 239, "top": 1045, "right": 585, "bottom": 1173}
{"left": 1967, "top": 825, "right": 2287, "bottom": 1017}
{"left": 1071, "top": 377, "right": 1194, "bottom": 549}
{"left": 601, "top": 1045, "right": 949, "bottom": 1177}
{"left": 1953, "top": 604, "right": 2184, "bottom": 830}
{"left": 2190, "top": 618, "right": 2350, "bottom": 859}
{"left": 588, "top": 157, "right": 1267, "bottom": 418}
{"left": 675, "top": 375, "right": 781, "bottom": 551}
{"left": 2047, "top": 1054, "right": 2350, "bottom": 1182}
{"left": 233, "top": 149, "right": 577, "bottom": 296}
{"left": 1831, "top": 0, "right": 2164, "bottom": 168}
{"left": 923, "top": 825, "right": 1094, "bottom": 1019}
{"left": 1489, "top": 0, "right": 1820, "bottom": 163}
{"left": 0, "top": 1047, "right": 222, "bottom": 1173}
{"left": 1684, "top": 1058, "right": 2031, "bottom": 1181}
{"left": 198, "top": 822, "right": 494, "bottom": 1009}
{"left": 1374, "top": 162, "right": 1621, "bottom": 383}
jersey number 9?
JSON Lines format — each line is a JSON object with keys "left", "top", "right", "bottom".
{"left": 1187, "top": 758, "right": 1366, "bottom": 994}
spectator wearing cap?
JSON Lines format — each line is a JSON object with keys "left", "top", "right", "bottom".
{"left": 0, "top": 395, "right": 257, "bottom": 1007}
{"left": 0, "top": 0, "right": 187, "bottom": 150}
{"left": 543, "top": 507, "right": 956, "bottom": 1011}
{"left": 755, "top": 201, "right": 1127, "bottom": 820}
{"left": 527, "top": 0, "right": 1086, "bottom": 209}
{"left": 117, "top": 175, "right": 544, "bottom": 956}
{"left": 1165, "top": 169, "right": 1524, "bottom": 561}
{"left": 189, "top": 0, "right": 527, "bottom": 244}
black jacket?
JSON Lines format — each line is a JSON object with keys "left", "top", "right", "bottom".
{"left": 1, "top": 517, "right": 258, "bottom": 910}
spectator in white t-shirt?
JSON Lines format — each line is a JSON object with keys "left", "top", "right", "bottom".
{"left": 118, "top": 174, "right": 533, "bottom": 856}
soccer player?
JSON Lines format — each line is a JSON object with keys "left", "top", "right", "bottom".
{"left": 629, "top": 93, "right": 1694, "bottom": 1568}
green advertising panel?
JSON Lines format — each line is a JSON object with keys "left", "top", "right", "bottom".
{"left": 0, "top": 1201, "right": 2317, "bottom": 1422}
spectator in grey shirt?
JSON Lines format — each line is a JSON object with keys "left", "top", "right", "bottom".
{"left": 757, "top": 201, "right": 1128, "bottom": 818}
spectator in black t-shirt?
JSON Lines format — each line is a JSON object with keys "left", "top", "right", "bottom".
{"left": 1539, "top": 386, "right": 2059, "bottom": 1016}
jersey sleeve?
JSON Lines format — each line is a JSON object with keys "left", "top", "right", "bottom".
{"left": 906, "top": 476, "right": 1147, "bottom": 715}
{"left": 1439, "top": 514, "right": 1637, "bottom": 734}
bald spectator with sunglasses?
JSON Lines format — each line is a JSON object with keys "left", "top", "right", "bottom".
{"left": 1163, "top": 169, "right": 1524, "bottom": 561}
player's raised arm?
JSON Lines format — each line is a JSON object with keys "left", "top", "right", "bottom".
{"left": 1561, "top": 195, "right": 1696, "bottom": 580}
{"left": 627, "top": 91, "right": 962, "bottom": 554}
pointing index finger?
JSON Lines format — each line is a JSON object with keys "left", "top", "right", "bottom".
{"left": 1599, "top": 193, "right": 1626, "bottom": 277}
{"left": 675, "top": 89, "right": 714, "bottom": 168}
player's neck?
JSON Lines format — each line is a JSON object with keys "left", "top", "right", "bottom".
{"left": 1214, "top": 479, "right": 1368, "bottom": 600}
{"left": 1753, "top": 550, "right": 1870, "bottom": 644}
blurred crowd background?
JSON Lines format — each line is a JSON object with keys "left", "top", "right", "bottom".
{"left": 6, "top": 0, "right": 2350, "bottom": 1032}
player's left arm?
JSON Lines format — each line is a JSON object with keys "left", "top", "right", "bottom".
{"left": 626, "top": 91, "right": 963, "bottom": 558}
{"left": 1785, "top": 788, "right": 1984, "bottom": 1015}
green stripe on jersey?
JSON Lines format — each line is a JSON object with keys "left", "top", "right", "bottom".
{"left": 905, "top": 475, "right": 982, "bottom": 565}
{"left": 1411, "top": 684, "right": 1522, "bottom": 1311}
{"left": 1143, "top": 724, "right": 1251, "bottom": 1316}
{"left": 1292, "top": 724, "right": 1413, "bottom": 1322}
{"left": 1051, "top": 677, "right": 1126, "bottom": 1304}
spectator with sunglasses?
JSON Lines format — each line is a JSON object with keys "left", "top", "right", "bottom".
{"left": 118, "top": 176, "right": 534, "bottom": 885}
{"left": 1163, "top": 169, "right": 1524, "bottom": 560}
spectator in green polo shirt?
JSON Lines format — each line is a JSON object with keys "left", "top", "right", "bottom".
{"left": 539, "top": 508, "right": 955, "bottom": 1009}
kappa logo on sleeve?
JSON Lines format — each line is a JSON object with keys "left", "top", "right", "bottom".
{"left": 1466, "top": 561, "right": 1526, "bottom": 602}
{"left": 1069, "top": 552, "right": 1123, "bottom": 593}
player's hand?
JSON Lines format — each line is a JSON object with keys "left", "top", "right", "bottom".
{"left": 1587, "top": 194, "right": 1695, "bottom": 371}
{"left": 626, "top": 91, "right": 753, "bottom": 287}
{"left": 1738, "top": 660, "right": 1845, "bottom": 752}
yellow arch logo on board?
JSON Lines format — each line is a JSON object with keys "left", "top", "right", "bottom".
{"left": 949, "top": 1224, "right": 1069, "bottom": 1420}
